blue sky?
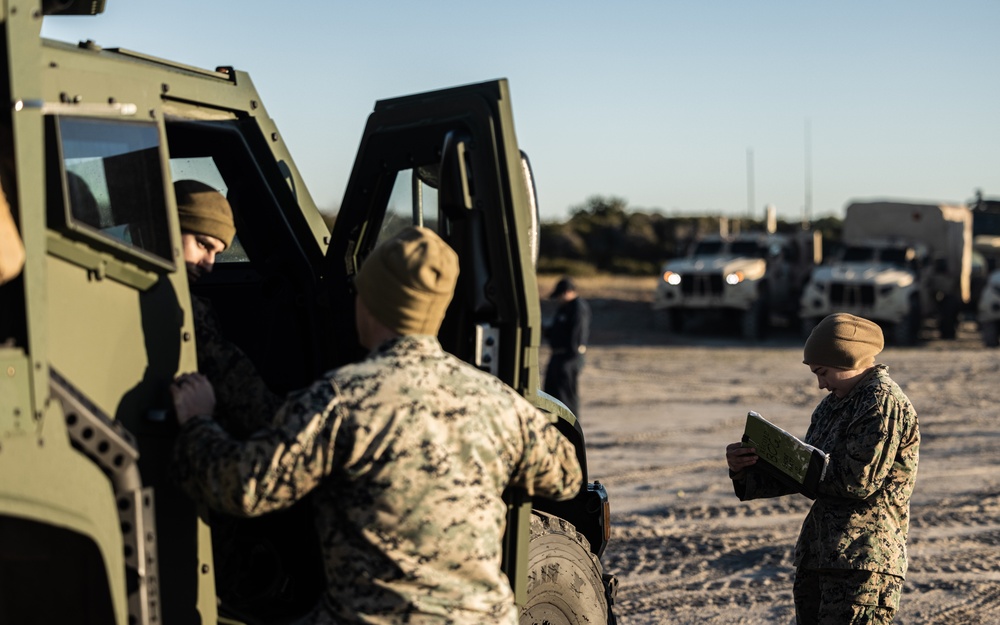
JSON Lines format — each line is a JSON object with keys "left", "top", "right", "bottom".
{"left": 42, "top": 2, "right": 1000, "bottom": 222}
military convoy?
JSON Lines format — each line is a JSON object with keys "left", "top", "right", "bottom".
{"left": 799, "top": 200, "right": 973, "bottom": 345}
{"left": 652, "top": 210, "right": 821, "bottom": 340}
{"left": 0, "top": 2, "right": 616, "bottom": 624}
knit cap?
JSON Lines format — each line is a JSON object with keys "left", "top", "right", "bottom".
{"left": 803, "top": 312, "right": 884, "bottom": 369}
{"left": 175, "top": 180, "right": 236, "bottom": 250}
{"left": 354, "top": 226, "right": 459, "bottom": 336}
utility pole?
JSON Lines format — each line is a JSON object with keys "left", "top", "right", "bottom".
{"left": 804, "top": 119, "right": 812, "bottom": 227}
{"left": 746, "top": 147, "right": 755, "bottom": 222}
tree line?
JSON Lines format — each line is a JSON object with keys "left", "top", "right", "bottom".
{"left": 539, "top": 196, "right": 843, "bottom": 276}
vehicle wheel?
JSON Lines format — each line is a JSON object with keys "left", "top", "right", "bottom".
{"left": 741, "top": 298, "right": 768, "bottom": 341}
{"left": 800, "top": 316, "right": 820, "bottom": 339}
{"left": 653, "top": 309, "right": 683, "bottom": 333}
{"left": 938, "top": 294, "right": 960, "bottom": 340}
{"left": 520, "top": 512, "right": 614, "bottom": 625}
{"left": 893, "top": 308, "right": 920, "bottom": 346}
{"left": 982, "top": 321, "right": 1000, "bottom": 348}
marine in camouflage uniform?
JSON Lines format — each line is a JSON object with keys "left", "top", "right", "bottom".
{"left": 176, "top": 179, "right": 283, "bottom": 437}
{"left": 191, "top": 294, "right": 283, "bottom": 437}
{"left": 727, "top": 313, "right": 919, "bottom": 624}
{"left": 171, "top": 226, "right": 583, "bottom": 624}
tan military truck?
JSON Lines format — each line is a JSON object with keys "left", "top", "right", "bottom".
{"left": 652, "top": 214, "right": 821, "bottom": 340}
{"left": 970, "top": 195, "right": 1000, "bottom": 347}
{"left": 976, "top": 263, "right": 1000, "bottom": 347}
{"left": 799, "top": 200, "right": 972, "bottom": 345}
{"left": 0, "top": 2, "right": 616, "bottom": 623}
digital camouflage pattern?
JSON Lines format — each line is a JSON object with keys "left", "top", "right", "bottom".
{"left": 794, "top": 568, "right": 902, "bottom": 625}
{"left": 736, "top": 365, "right": 919, "bottom": 602}
{"left": 173, "top": 334, "right": 583, "bottom": 624}
{"left": 192, "top": 295, "right": 284, "bottom": 438}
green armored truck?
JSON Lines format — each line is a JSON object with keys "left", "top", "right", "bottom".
{"left": 0, "top": 1, "right": 616, "bottom": 623}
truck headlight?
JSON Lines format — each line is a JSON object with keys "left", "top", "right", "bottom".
{"left": 725, "top": 271, "right": 744, "bottom": 285}
{"left": 663, "top": 271, "right": 681, "bottom": 286}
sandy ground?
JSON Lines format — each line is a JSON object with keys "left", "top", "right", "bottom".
{"left": 538, "top": 276, "right": 1000, "bottom": 625}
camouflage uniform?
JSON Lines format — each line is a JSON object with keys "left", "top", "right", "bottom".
{"left": 192, "top": 295, "right": 284, "bottom": 438}
{"left": 734, "top": 364, "right": 919, "bottom": 620}
{"left": 173, "top": 334, "right": 583, "bottom": 624}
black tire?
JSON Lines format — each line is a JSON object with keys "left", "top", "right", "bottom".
{"left": 741, "top": 298, "right": 768, "bottom": 341}
{"left": 800, "top": 316, "right": 820, "bottom": 340}
{"left": 520, "top": 512, "right": 614, "bottom": 625}
{"left": 938, "top": 294, "right": 960, "bottom": 340}
{"left": 653, "top": 308, "right": 683, "bottom": 333}
{"left": 893, "top": 307, "right": 920, "bottom": 346}
{"left": 982, "top": 321, "right": 1000, "bottom": 348}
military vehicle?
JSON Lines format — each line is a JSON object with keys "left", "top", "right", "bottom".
{"left": 969, "top": 194, "right": 1000, "bottom": 346}
{"left": 799, "top": 200, "right": 972, "bottom": 345}
{"left": 0, "top": 2, "right": 616, "bottom": 624}
{"left": 652, "top": 210, "right": 821, "bottom": 340}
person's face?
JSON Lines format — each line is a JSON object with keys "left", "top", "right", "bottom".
{"left": 181, "top": 232, "right": 226, "bottom": 283}
{"left": 807, "top": 363, "right": 866, "bottom": 398}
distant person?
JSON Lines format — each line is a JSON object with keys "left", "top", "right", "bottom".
{"left": 543, "top": 276, "right": 591, "bottom": 417}
{"left": 175, "top": 179, "right": 283, "bottom": 436}
{"left": 170, "top": 226, "right": 583, "bottom": 624}
{"left": 725, "top": 313, "right": 920, "bottom": 624}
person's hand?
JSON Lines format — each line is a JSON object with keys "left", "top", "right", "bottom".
{"left": 726, "top": 442, "right": 757, "bottom": 479}
{"left": 171, "top": 372, "right": 216, "bottom": 427}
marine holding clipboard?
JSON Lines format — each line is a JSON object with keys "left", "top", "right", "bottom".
{"left": 724, "top": 312, "right": 920, "bottom": 624}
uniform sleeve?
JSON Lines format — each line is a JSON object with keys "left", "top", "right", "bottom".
{"left": 171, "top": 380, "right": 345, "bottom": 517}
{"left": 816, "top": 393, "right": 902, "bottom": 500}
{"left": 192, "top": 296, "right": 285, "bottom": 438}
{"left": 732, "top": 467, "right": 800, "bottom": 501}
{"left": 509, "top": 400, "right": 583, "bottom": 500}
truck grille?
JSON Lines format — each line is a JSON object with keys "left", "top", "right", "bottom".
{"left": 830, "top": 283, "right": 875, "bottom": 307}
{"left": 681, "top": 274, "right": 723, "bottom": 297}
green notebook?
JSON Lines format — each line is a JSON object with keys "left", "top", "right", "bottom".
{"left": 742, "top": 410, "right": 829, "bottom": 499}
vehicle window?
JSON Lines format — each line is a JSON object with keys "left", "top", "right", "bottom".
{"left": 169, "top": 157, "right": 248, "bottom": 263}
{"left": 880, "top": 247, "right": 909, "bottom": 266}
{"left": 692, "top": 241, "right": 723, "bottom": 256}
{"left": 53, "top": 116, "right": 172, "bottom": 268}
{"left": 730, "top": 240, "right": 763, "bottom": 257}
{"left": 842, "top": 246, "right": 875, "bottom": 262}
{"left": 377, "top": 168, "right": 440, "bottom": 246}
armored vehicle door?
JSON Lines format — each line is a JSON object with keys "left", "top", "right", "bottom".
{"left": 324, "top": 79, "right": 543, "bottom": 398}
{"left": 323, "top": 79, "right": 548, "bottom": 600}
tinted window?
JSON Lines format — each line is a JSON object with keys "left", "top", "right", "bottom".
{"left": 692, "top": 241, "right": 723, "bottom": 256}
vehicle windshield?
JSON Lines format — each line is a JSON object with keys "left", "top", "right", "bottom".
{"left": 841, "top": 246, "right": 877, "bottom": 262}
{"left": 879, "top": 247, "right": 912, "bottom": 266}
{"left": 730, "top": 240, "right": 764, "bottom": 258}
{"left": 692, "top": 241, "right": 723, "bottom": 256}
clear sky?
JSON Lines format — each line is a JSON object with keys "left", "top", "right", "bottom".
{"left": 41, "top": 1, "right": 1000, "bottom": 222}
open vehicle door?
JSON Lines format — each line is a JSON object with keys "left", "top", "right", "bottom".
{"left": 325, "top": 79, "right": 615, "bottom": 622}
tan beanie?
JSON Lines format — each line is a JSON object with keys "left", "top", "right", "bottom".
{"left": 354, "top": 226, "right": 459, "bottom": 336}
{"left": 175, "top": 180, "right": 236, "bottom": 250}
{"left": 803, "top": 313, "right": 884, "bottom": 369}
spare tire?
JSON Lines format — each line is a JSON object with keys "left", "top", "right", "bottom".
{"left": 520, "top": 512, "right": 614, "bottom": 625}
